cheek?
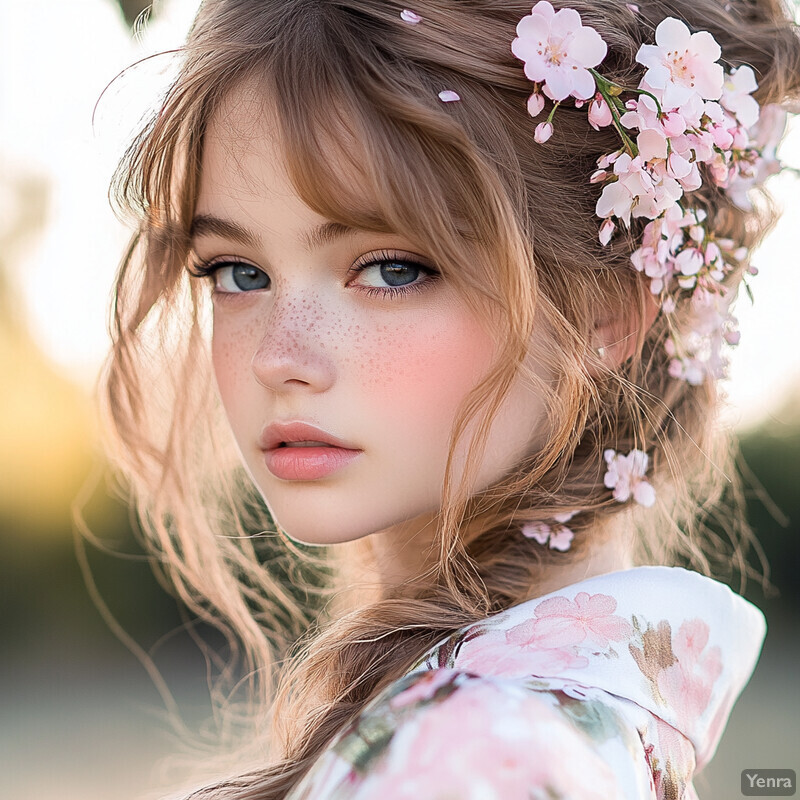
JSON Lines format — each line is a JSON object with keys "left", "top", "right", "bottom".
{"left": 354, "top": 311, "right": 496, "bottom": 417}
{"left": 211, "top": 315, "right": 259, "bottom": 427}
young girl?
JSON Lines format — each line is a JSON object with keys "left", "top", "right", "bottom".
{"left": 100, "top": 0, "right": 800, "bottom": 797}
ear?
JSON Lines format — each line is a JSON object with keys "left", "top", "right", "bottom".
{"left": 589, "top": 283, "right": 661, "bottom": 373}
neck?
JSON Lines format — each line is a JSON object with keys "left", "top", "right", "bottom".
{"left": 362, "top": 512, "right": 634, "bottom": 600}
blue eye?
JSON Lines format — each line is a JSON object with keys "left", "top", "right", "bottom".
{"left": 189, "top": 260, "right": 270, "bottom": 293}
{"left": 356, "top": 262, "right": 423, "bottom": 287}
{"left": 349, "top": 251, "right": 439, "bottom": 298}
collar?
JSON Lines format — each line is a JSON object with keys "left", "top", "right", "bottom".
{"left": 412, "top": 566, "right": 765, "bottom": 768}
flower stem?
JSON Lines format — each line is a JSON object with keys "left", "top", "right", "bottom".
{"left": 590, "top": 70, "right": 640, "bottom": 156}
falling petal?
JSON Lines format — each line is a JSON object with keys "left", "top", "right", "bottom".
{"left": 400, "top": 9, "right": 422, "bottom": 24}
{"left": 438, "top": 90, "right": 461, "bottom": 102}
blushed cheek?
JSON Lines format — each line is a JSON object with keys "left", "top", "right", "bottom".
{"left": 354, "top": 313, "right": 497, "bottom": 418}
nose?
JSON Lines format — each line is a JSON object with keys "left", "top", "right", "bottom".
{"left": 250, "top": 295, "right": 337, "bottom": 394}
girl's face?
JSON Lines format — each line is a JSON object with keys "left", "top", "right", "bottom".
{"left": 194, "top": 87, "right": 551, "bottom": 546}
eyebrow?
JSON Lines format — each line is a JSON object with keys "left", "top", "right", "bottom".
{"left": 189, "top": 214, "right": 360, "bottom": 252}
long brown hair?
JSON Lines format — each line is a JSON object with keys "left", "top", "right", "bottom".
{"left": 98, "top": 0, "right": 800, "bottom": 795}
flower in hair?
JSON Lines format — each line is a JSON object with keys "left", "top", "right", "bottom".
{"left": 522, "top": 511, "right": 576, "bottom": 551}
{"left": 635, "top": 17, "right": 724, "bottom": 108}
{"left": 511, "top": 1, "right": 607, "bottom": 102}
{"left": 603, "top": 449, "right": 656, "bottom": 507}
{"left": 511, "top": 3, "right": 791, "bottom": 385}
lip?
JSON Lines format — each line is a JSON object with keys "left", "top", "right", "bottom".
{"left": 259, "top": 421, "right": 362, "bottom": 481}
{"left": 258, "top": 420, "right": 360, "bottom": 452}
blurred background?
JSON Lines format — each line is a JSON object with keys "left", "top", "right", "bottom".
{"left": 1, "top": 1, "right": 798, "bottom": 798}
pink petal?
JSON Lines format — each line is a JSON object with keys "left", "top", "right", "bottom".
{"left": 613, "top": 483, "right": 632, "bottom": 503}
{"left": 530, "top": 0, "right": 556, "bottom": 21}
{"left": 438, "top": 90, "right": 461, "bottom": 102}
{"left": 522, "top": 521, "right": 551, "bottom": 544}
{"left": 534, "top": 121, "right": 554, "bottom": 143}
{"left": 400, "top": 9, "right": 422, "bottom": 24}
{"left": 598, "top": 218, "right": 615, "bottom": 245}
{"left": 668, "top": 152, "right": 692, "bottom": 179}
{"left": 569, "top": 26, "right": 607, "bottom": 68}
{"left": 636, "top": 43, "right": 663, "bottom": 72}
{"left": 527, "top": 91, "right": 546, "bottom": 118}
{"left": 662, "top": 111, "right": 687, "bottom": 136}
{"left": 655, "top": 17, "right": 692, "bottom": 51}
{"left": 543, "top": 67, "right": 572, "bottom": 101}
{"left": 571, "top": 68, "right": 597, "bottom": 101}
{"left": 676, "top": 248, "right": 703, "bottom": 275}
{"left": 522, "top": 57, "right": 549, "bottom": 85}
{"left": 694, "top": 63, "right": 724, "bottom": 101}
{"left": 731, "top": 65, "right": 758, "bottom": 93}
{"left": 588, "top": 95, "right": 613, "bottom": 129}
{"left": 548, "top": 528, "right": 574, "bottom": 551}
{"left": 633, "top": 480, "right": 656, "bottom": 507}
{"left": 515, "top": 13, "right": 551, "bottom": 42}
{"left": 689, "top": 30, "right": 722, "bottom": 63}
{"left": 511, "top": 35, "right": 543, "bottom": 65}
{"left": 549, "top": 7, "right": 583, "bottom": 39}
{"left": 638, "top": 129, "right": 668, "bottom": 160}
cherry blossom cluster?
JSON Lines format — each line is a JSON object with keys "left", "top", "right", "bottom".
{"left": 510, "top": 1, "right": 788, "bottom": 385}
{"left": 522, "top": 511, "right": 577, "bottom": 551}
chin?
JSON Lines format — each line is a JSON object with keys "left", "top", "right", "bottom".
{"left": 267, "top": 508, "right": 374, "bottom": 547}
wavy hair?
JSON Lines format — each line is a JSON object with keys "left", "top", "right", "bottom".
{"left": 98, "top": 0, "right": 800, "bottom": 795}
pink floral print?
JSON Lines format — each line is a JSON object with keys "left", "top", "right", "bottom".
{"left": 356, "top": 678, "right": 619, "bottom": 799}
{"left": 287, "top": 567, "right": 765, "bottom": 800}
{"left": 656, "top": 619, "right": 723, "bottom": 726}
{"left": 521, "top": 591, "right": 634, "bottom": 649}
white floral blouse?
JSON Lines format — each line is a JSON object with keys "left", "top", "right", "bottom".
{"left": 287, "top": 566, "right": 766, "bottom": 799}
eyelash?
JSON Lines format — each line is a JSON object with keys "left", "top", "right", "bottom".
{"left": 188, "top": 249, "right": 440, "bottom": 301}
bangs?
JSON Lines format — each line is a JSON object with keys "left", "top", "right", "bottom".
{"left": 248, "top": 3, "right": 528, "bottom": 313}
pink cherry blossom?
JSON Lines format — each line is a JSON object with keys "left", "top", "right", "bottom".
{"left": 657, "top": 619, "right": 723, "bottom": 727}
{"left": 521, "top": 521, "right": 551, "bottom": 545}
{"left": 595, "top": 153, "right": 683, "bottom": 225}
{"left": 511, "top": 1, "right": 607, "bottom": 101}
{"left": 666, "top": 288, "right": 739, "bottom": 383}
{"left": 521, "top": 592, "right": 634, "bottom": 650}
{"left": 721, "top": 65, "right": 760, "bottom": 128}
{"left": 603, "top": 448, "right": 656, "bottom": 507}
{"left": 635, "top": 17, "right": 724, "bottom": 109}
{"left": 521, "top": 520, "right": 575, "bottom": 551}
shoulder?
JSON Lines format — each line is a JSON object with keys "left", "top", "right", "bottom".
{"left": 289, "top": 669, "right": 643, "bottom": 800}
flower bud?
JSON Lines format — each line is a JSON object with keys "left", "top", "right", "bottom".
{"left": 534, "top": 121, "right": 554, "bottom": 143}
{"left": 588, "top": 94, "right": 613, "bottom": 130}
{"left": 527, "top": 91, "right": 545, "bottom": 118}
